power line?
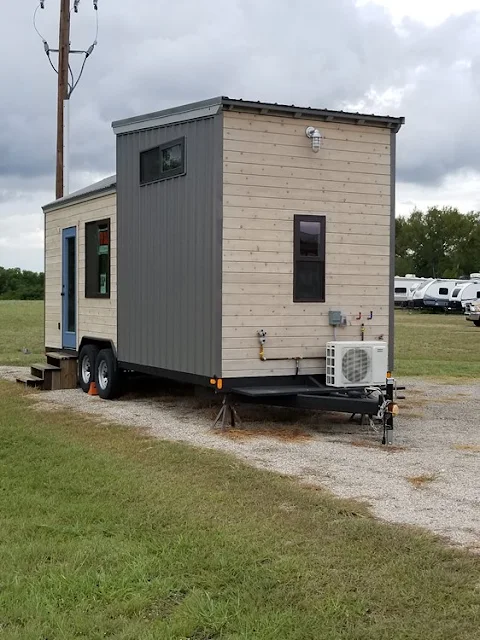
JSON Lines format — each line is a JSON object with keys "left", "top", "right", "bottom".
{"left": 33, "top": 1, "right": 100, "bottom": 198}
{"left": 34, "top": 1, "right": 99, "bottom": 97}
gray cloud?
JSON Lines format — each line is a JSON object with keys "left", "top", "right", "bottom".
{"left": 0, "top": 1, "right": 480, "bottom": 249}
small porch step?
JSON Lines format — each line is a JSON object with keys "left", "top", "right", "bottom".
{"left": 31, "top": 363, "right": 62, "bottom": 391}
{"left": 46, "top": 351, "right": 77, "bottom": 364}
{"left": 16, "top": 374, "right": 44, "bottom": 388}
{"left": 15, "top": 351, "right": 78, "bottom": 391}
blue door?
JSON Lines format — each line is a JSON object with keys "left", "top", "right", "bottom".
{"left": 62, "top": 227, "right": 77, "bottom": 349}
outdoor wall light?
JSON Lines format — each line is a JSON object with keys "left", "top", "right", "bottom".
{"left": 305, "top": 126, "right": 322, "bottom": 152}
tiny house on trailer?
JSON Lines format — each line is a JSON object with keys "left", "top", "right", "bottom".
{"left": 37, "top": 97, "right": 404, "bottom": 427}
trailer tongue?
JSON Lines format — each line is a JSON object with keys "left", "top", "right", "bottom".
{"left": 214, "top": 375, "right": 398, "bottom": 446}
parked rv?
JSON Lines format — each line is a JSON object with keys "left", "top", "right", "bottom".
{"left": 25, "top": 97, "right": 405, "bottom": 436}
{"left": 394, "top": 276, "right": 429, "bottom": 306}
{"left": 448, "top": 281, "right": 480, "bottom": 311}
{"left": 422, "top": 279, "right": 466, "bottom": 310}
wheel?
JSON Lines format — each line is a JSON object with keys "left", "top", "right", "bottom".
{"left": 78, "top": 344, "right": 99, "bottom": 393}
{"left": 474, "top": 320, "right": 480, "bottom": 327}
{"left": 95, "top": 348, "right": 121, "bottom": 399}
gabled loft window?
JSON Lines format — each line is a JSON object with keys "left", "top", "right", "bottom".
{"left": 293, "top": 215, "right": 326, "bottom": 302}
{"left": 140, "top": 137, "right": 185, "bottom": 185}
{"left": 85, "top": 219, "right": 110, "bottom": 298}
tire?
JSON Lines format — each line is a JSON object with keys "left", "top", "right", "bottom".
{"left": 95, "top": 348, "right": 121, "bottom": 399}
{"left": 78, "top": 344, "right": 99, "bottom": 393}
{"left": 474, "top": 320, "right": 480, "bottom": 327}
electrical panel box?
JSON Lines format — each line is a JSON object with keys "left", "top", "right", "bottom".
{"left": 328, "top": 310, "right": 342, "bottom": 326}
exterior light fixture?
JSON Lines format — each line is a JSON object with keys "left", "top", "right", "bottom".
{"left": 305, "top": 126, "right": 322, "bottom": 152}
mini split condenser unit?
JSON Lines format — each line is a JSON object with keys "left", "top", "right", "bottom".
{"left": 326, "top": 341, "right": 388, "bottom": 388}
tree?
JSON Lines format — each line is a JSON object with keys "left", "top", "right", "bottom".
{"left": 0, "top": 267, "right": 44, "bottom": 300}
{"left": 395, "top": 207, "right": 480, "bottom": 278}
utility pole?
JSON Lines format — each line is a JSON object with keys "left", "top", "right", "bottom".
{"left": 56, "top": 0, "right": 71, "bottom": 199}
{"left": 36, "top": 1, "right": 99, "bottom": 200}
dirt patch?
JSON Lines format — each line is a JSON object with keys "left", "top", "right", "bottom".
{"left": 218, "top": 425, "right": 313, "bottom": 443}
{"left": 407, "top": 474, "right": 437, "bottom": 489}
{"left": 453, "top": 444, "right": 480, "bottom": 453}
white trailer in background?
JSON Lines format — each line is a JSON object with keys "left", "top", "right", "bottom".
{"left": 422, "top": 279, "right": 465, "bottom": 310}
{"left": 394, "top": 276, "right": 430, "bottom": 306}
{"left": 448, "top": 281, "right": 480, "bottom": 311}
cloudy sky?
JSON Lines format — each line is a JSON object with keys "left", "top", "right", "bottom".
{"left": 1, "top": 0, "right": 480, "bottom": 271}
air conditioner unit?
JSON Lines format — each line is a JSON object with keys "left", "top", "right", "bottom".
{"left": 326, "top": 341, "right": 388, "bottom": 388}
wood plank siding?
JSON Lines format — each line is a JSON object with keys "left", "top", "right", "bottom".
{"left": 221, "top": 112, "right": 391, "bottom": 378}
{"left": 44, "top": 193, "right": 117, "bottom": 350}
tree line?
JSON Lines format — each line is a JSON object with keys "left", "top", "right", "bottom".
{"left": 0, "top": 267, "right": 44, "bottom": 300}
{"left": 396, "top": 207, "right": 480, "bottom": 278}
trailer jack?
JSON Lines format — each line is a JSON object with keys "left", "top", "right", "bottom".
{"left": 213, "top": 394, "right": 241, "bottom": 430}
{"left": 382, "top": 376, "right": 397, "bottom": 445}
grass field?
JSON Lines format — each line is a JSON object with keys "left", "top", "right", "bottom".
{"left": 0, "top": 381, "right": 479, "bottom": 639}
{"left": 394, "top": 309, "right": 480, "bottom": 378}
{"left": 0, "top": 301, "right": 479, "bottom": 377}
{"left": 0, "top": 300, "right": 44, "bottom": 366}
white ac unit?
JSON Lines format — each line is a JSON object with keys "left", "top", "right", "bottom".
{"left": 326, "top": 341, "right": 388, "bottom": 388}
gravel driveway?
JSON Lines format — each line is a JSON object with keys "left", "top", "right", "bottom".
{"left": 3, "top": 367, "right": 480, "bottom": 551}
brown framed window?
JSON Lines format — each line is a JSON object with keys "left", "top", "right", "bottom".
{"left": 293, "top": 215, "right": 326, "bottom": 302}
{"left": 140, "top": 137, "right": 185, "bottom": 185}
{"left": 85, "top": 219, "right": 110, "bottom": 298}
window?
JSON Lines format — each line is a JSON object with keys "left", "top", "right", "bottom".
{"left": 85, "top": 219, "right": 110, "bottom": 298}
{"left": 439, "top": 287, "right": 448, "bottom": 295}
{"left": 395, "top": 287, "right": 407, "bottom": 294}
{"left": 140, "top": 137, "right": 185, "bottom": 185}
{"left": 452, "top": 288, "right": 461, "bottom": 297}
{"left": 293, "top": 215, "right": 326, "bottom": 302}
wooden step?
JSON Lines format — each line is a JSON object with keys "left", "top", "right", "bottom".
{"left": 30, "top": 363, "right": 62, "bottom": 391}
{"left": 46, "top": 351, "right": 77, "bottom": 364}
{"left": 31, "top": 363, "right": 61, "bottom": 374}
{"left": 16, "top": 375, "right": 44, "bottom": 388}
{"left": 45, "top": 352, "right": 78, "bottom": 390}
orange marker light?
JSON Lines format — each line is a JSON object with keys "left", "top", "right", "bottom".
{"left": 210, "top": 378, "right": 216, "bottom": 385}
{"left": 216, "top": 378, "right": 223, "bottom": 390}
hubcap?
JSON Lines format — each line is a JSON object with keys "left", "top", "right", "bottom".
{"left": 81, "top": 355, "right": 91, "bottom": 384}
{"left": 98, "top": 360, "right": 108, "bottom": 390}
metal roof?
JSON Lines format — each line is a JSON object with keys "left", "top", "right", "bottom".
{"left": 43, "top": 174, "right": 116, "bottom": 212}
{"left": 112, "top": 96, "right": 404, "bottom": 135}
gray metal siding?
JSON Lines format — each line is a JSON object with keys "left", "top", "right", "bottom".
{"left": 116, "top": 115, "right": 223, "bottom": 377}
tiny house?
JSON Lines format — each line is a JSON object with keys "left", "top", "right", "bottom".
{"left": 41, "top": 97, "right": 404, "bottom": 409}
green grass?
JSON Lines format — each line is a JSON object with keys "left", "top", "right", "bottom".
{"left": 394, "top": 309, "right": 480, "bottom": 378}
{"left": 0, "top": 300, "right": 44, "bottom": 366}
{"left": 0, "top": 301, "right": 479, "bottom": 379}
{"left": 0, "top": 382, "right": 479, "bottom": 639}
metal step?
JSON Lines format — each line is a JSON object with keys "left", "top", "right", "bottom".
{"left": 16, "top": 375, "right": 44, "bottom": 388}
